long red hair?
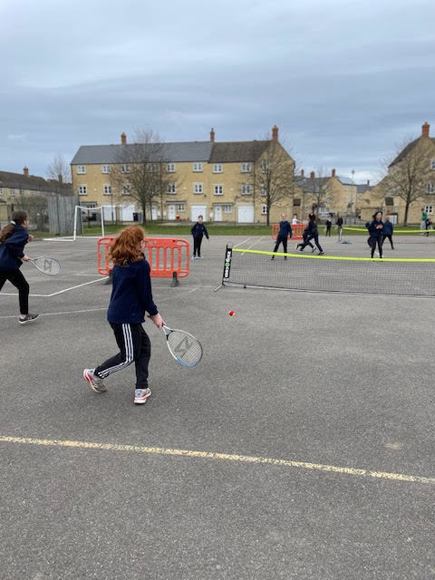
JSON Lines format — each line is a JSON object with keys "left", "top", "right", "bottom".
{"left": 109, "top": 226, "right": 145, "bottom": 266}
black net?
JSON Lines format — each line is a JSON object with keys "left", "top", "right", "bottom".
{"left": 222, "top": 247, "right": 435, "bottom": 297}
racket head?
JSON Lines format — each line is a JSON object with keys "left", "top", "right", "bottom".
{"left": 31, "top": 256, "right": 61, "bottom": 276}
{"left": 162, "top": 325, "right": 203, "bottom": 368}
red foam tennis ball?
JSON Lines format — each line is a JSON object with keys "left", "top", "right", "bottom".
{"left": 228, "top": 310, "right": 236, "bottom": 317}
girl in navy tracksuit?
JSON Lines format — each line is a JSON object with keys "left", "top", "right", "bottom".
{"left": 191, "top": 215, "right": 209, "bottom": 259}
{"left": 83, "top": 226, "right": 164, "bottom": 405}
{"left": 367, "top": 211, "right": 384, "bottom": 258}
{"left": 271, "top": 214, "right": 292, "bottom": 259}
{"left": 0, "top": 211, "right": 39, "bottom": 324}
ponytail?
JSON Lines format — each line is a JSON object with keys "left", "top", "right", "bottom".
{"left": 0, "top": 211, "right": 28, "bottom": 243}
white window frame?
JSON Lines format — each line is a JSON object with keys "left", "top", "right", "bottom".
{"left": 122, "top": 184, "right": 131, "bottom": 196}
{"left": 193, "top": 182, "right": 204, "bottom": 194}
{"left": 103, "top": 184, "right": 112, "bottom": 195}
{"left": 260, "top": 159, "right": 270, "bottom": 173}
{"left": 260, "top": 187, "right": 267, "bottom": 197}
{"left": 214, "top": 184, "right": 224, "bottom": 196}
{"left": 167, "top": 183, "right": 177, "bottom": 194}
{"left": 192, "top": 162, "right": 204, "bottom": 172}
{"left": 77, "top": 165, "right": 86, "bottom": 175}
{"left": 261, "top": 204, "right": 268, "bottom": 215}
{"left": 213, "top": 163, "right": 223, "bottom": 173}
{"left": 425, "top": 205, "right": 433, "bottom": 214}
{"left": 101, "top": 165, "right": 111, "bottom": 174}
{"left": 431, "top": 160, "right": 435, "bottom": 170}
{"left": 78, "top": 185, "right": 87, "bottom": 195}
{"left": 222, "top": 204, "right": 232, "bottom": 213}
{"left": 167, "top": 163, "right": 176, "bottom": 173}
{"left": 427, "top": 182, "right": 435, "bottom": 194}
{"left": 240, "top": 162, "right": 252, "bottom": 173}
{"left": 241, "top": 184, "right": 252, "bottom": 195}
{"left": 121, "top": 164, "right": 130, "bottom": 174}
{"left": 176, "top": 204, "right": 185, "bottom": 212}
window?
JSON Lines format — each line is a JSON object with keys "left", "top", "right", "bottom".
{"left": 192, "top": 162, "right": 203, "bottom": 172}
{"left": 167, "top": 163, "right": 176, "bottom": 173}
{"left": 78, "top": 185, "right": 87, "bottom": 195}
{"left": 241, "top": 184, "right": 252, "bottom": 195}
{"left": 260, "top": 160, "right": 270, "bottom": 173}
{"left": 101, "top": 165, "right": 111, "bottom": 174}
{"left": 122, "top": 184, "right": 131, "bottom": 195}
{"left": 261, "top": 204, "right": 268, "bottom": 215}
{"left": 293, "top": 198, "right": 301, "bottom": 206}
{"left": 213, "top": 163, "right": 223, "bottom": 173}
{"left": 193, "top": 183, "right": 204, "bottom": 194}
{"left": 121, "top": 164, "right": 130, "bottom": 173}
{"left": 77, "top": 165, "right": 86, "bottom": 175}
{"left": 260, "top": 187, "right": 267, "bottom": 196}
{"left": 148, "top": 163, "right": 159, "bottom": 172}
{"left": 167, "top": 183, "right": 177, "bottom": 194}
{"left": 103, "top": 184, "right": 112, "bottom": 195}
{"left": 427, "top": 182, "right": 435, "bottom": 194}
{"left": 431, "top": 160, "right": 435, "bottom": 170}
{"left": 425, "top": 205, "right": 433, "bottom": 214}
{"left": 222, "top": 204, "right": 232, "bottom": 213}
{"left": 240, "top": 162, "right": 252, "bottom": 173}
{"left": 176, "top": 204, "right": 185, "bottom": 212}
{"left": 214, "top": 184, "right": 223, "bottom": 195}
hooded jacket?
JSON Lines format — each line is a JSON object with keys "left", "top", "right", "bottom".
{"left": 0, "top": 223, "right": 29, "bottom": 271}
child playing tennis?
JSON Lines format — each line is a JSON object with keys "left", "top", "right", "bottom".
{"left": 0, "top": 210, "right": 39, "bottom": 324}
{"left": 83, "top": 226, "right": 164, "bottom": 405}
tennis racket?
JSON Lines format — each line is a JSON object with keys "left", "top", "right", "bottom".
{"left": 161, "top": 324, "right": 203, "bottom": 368}
{"left": 29, "top": 256, "right": 61, "bottom": 276}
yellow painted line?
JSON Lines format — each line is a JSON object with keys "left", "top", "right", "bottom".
{"left": 0, "top": 435, "right": 434, "bottom": 485}
{"left": 232, "top": 248, "right": 435, "bottom": 263}
{"left": 343, "top": 227, "right": 434, "bottom": 234}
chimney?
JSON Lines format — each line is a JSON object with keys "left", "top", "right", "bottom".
{"left": 331, "top": 168, "right": 336, "bottom": 178}
{"left": 209, "top": 128, "right": 215, "bottom": 142}
{"left": 121, "top": 132, "right": 127, "bottom": 145}
{"left": 23, "top": 166, "right": 29, "bottom": 177}
{"left": 58, "top": 174, "right": 63, "bottom": 184}
{"left": 310, "top": 171, "right": 315, "bottom": 179}
{"left": 271, "top": 125, "right": 279, "bottom": 142}
{"left": 300, "top": 169, "right": 304, "bottom": 177}
{"left": 422, "top": 121, "right": 430, "bottom": 137}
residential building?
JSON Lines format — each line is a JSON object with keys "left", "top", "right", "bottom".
{"left": 70, "top": 126, "right": 296, "bottom": 223}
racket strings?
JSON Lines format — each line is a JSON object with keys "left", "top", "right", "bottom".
{"left": 167, "top": 331, "right": 203, "bottom": 367}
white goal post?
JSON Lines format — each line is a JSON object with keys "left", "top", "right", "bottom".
{"left": 73, "top": 205, "right": 122, "bottom": 240}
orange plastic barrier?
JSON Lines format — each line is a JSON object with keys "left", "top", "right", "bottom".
{"left": 272, "top": 223, "right": 305, "bottom": 240}
{"left": 97, "top": 237, "right": 190, "bottom": 281}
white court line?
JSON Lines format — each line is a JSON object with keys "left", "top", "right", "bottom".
{"left": 1, "top": 277, "right": 109, "bottom": 298}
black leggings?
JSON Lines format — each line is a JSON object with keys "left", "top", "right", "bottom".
{"left": 95, "top": 323, "right": 151, "bottom": 389}
{"left": 368, "top": 237, "right": 383, "bottom": 258}
{"left": 0, "top": 269, "right": 29, "bottom": 314}
{"left": 193, "top": 236, "right": 203, "bottom": 257}
{"left": 298, "top": 233, "right": 323, "bottom": 252}
{"left": 382, "top": 234, "right": 394, "bottom": 249}
{"left": 272, "top": 236, "right": 288, "bottom": 254}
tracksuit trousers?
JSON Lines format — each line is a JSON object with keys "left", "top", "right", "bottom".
{"left": 0, "top": 269, "right": 29, "bottom": 314}
{"left": 94, "top": 323, "right": 151, "bottom": 389}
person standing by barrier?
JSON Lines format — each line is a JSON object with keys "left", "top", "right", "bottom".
{"left": 336, "top": 214, "right": 343, "bottom": 241}
{"left": 191, "top": 215, "right": 209, "bottom": 260}
{"left": 297, "top": 214, "right": 324, "bottom": 254}
{"left": 0, "top": 211, "right": 39, "bottom": 325}
{"left": 367, "top": 211, "right": 384, "bottom": 258}
{"left": 83, "top": 226, "right": 164, "bottom": 405}
{"left": 271, "top": 214, "right": 292, "bottom": 259}
{"left": 421, "top": 208, "right": 428, "bottom": 234}
{"left": 382, "top": 217, "right": 394, "bottom": 249}
{"left": 291, "top": 214, "right": 299, "bottom": 226}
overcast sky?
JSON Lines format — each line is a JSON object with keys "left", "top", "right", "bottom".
{"left": 1, "top": 0, "right": 434, "bottom": 183}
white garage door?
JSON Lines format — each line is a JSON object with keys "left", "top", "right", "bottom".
{"left": 191, "top": 205, "right": 208, "bottom": 221}
{"left": 237, "top": 205, "right": 254, "bottom": 223}
{"left": 121, "top": 204, "right": 136, "bottom": 221}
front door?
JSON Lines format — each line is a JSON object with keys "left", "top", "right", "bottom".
{"left": 214, "top": 205, "right": 223, "bottom": 222}
{"left": 167, "top": 205, "right": 176, "bottom": 220}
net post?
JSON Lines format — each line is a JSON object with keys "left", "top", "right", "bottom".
{"left": 222, "top": 244, "right": 233, "bottom": 287}
{"left": 170, "top": 271, "right": 179, "bottom": 287}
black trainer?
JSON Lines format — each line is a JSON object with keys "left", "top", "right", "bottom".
{"left": 18, "top": 313, "right": 39, "bottom": 325}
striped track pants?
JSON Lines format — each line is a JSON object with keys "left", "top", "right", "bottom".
{"left": 95, "top": 323, "right": 151, "bottom": 389}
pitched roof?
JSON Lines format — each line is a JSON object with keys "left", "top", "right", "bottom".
{"left": 388, "top": 137, "right": 435, "bottom": 168}
{"left": 209, "top": 141, "right": 271, "bottom": 163}
{"left": 71, "top": 141, "right": 213, "bottom": 165}
{"left": 0, "top": 171, "right": 72, "bottom": 194}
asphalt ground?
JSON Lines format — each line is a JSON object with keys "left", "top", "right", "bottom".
{"left": 0, "top": 234, "right": 434, "bottom": 579}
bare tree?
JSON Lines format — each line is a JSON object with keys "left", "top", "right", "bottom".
{"left": 111, "top": 130, "right": 180, "bottom": 224}
{"left": 382, "top": 139, "right": 432, "bottom": 225}
{"left": 251, "top": 141, "right": 295, "bottom": 226}
{"left": 47, "top": 154, "right": 71, "bottom": 183}
{"left": 308, "top": 168, "right": 331, "bottom": 217}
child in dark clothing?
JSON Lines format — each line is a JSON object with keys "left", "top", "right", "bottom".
{"left": 83, "top": 226, "right": 164, "bottom": 405}
{"left": 0, "top": 211, "right": 38, "bottom": 324}
{"left": 191, "top": 215, "right": 209, "bottom": 259}
{"left": 271, "top": 213, "right": 292, "bottom": 259}
{"left": 367, "top": 211, "right": 384, "bottom": 258}
{"left": 297, "top": 214, "right": 324, "bottom": 254}
{"left": 382, "top": 217, "right": 394, "bottom": 249}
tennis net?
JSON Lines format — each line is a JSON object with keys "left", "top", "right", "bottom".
{"left": 221, "top": 245, "right": 435, "bottom": 296}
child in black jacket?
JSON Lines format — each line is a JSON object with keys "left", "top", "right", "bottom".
{"left": 191, "top": 215, "right": 209, "bottom": 259}
{"left": 0, "top": 211, "right": 38, "bottom": 324}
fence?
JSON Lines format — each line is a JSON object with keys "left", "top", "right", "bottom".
{"left": 272, "top": 223, "right": 305, "bottom": 240}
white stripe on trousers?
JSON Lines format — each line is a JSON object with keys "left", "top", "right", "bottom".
{"left": 99, "top": 324, "right": 134, "bottom": 378}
